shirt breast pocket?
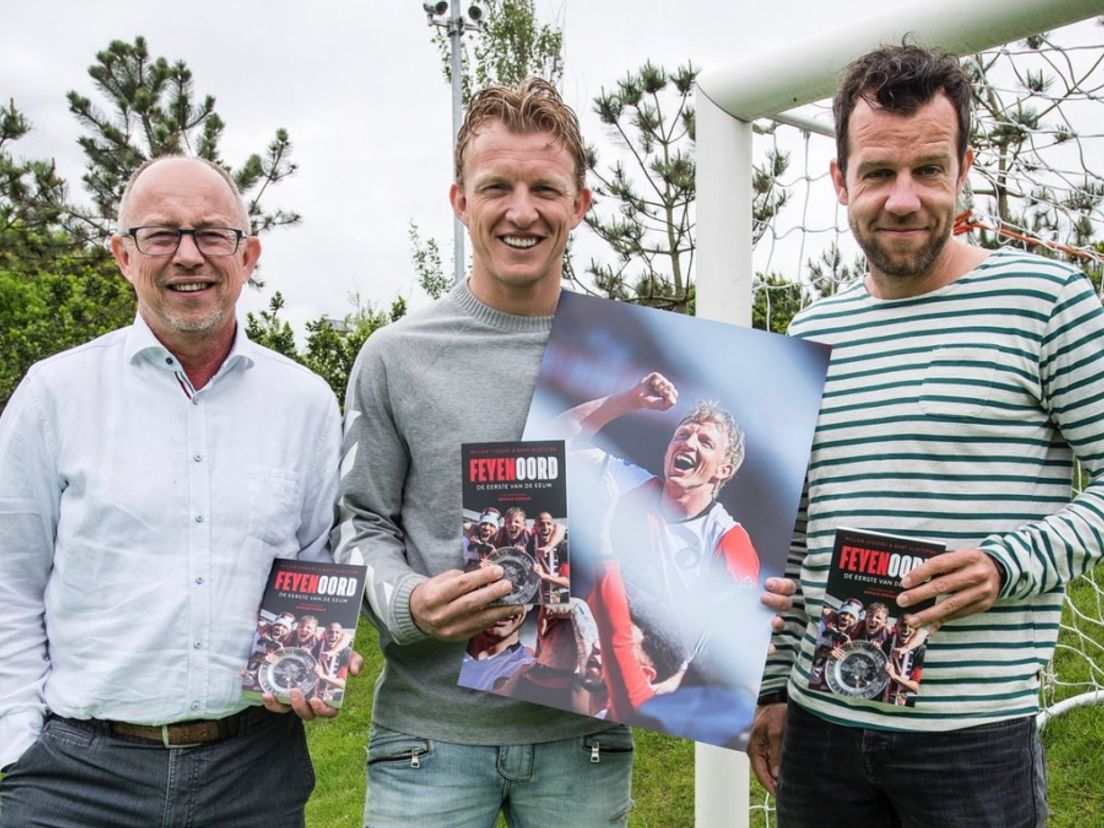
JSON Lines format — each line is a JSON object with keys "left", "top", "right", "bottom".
{"left": 918, "top": 345, "right": 999, "bottom": 419}
{"left": 246, "top": 465, "right": 303, "bottom": 550}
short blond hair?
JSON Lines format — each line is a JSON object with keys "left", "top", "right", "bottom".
{"left": 454, "top": 77, "right": 586, "bottom": 193}
{"left": 679, "top": 401, "right": 745, "bottom": 493}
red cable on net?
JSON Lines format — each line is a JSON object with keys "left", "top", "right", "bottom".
{"left": 954, "top": 209, "right": 1103, "bottom": 265}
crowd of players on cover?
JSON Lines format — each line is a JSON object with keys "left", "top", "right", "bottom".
{"left": 462, "top": 506, "right": 571, "bottom": 604}
{"left": 809, "top": 600, "right": 938, "bottom": 707}
{"left": 246, "top": 614, "right": 355, "bottom": 705}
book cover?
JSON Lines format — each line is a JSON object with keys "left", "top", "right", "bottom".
{"left": 241, "top": 558, "right": 366, "bottom": 708}
{"left": 808, "top": 527, "right": 945, "bottom": 707}
{"left": 461, "top": 439, "right": 569, "bottom": 606}
{"left": 456, "top": 291, "right": 830, "bottom": 752}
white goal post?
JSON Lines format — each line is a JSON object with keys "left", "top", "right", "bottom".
{"left": 692, "top": 1, "right": 1104, "bottom": 825}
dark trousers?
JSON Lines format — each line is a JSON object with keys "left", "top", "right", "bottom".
{"left": 776, "top": 702, "right": 1048, "bottom": 828}
{"left": 0, "top": 711, "right": 315, "bottom": 828}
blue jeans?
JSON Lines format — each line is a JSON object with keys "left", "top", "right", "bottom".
{"left": 776, "top": 702, "right": 1048, "bottom": 828}
{"left": 364, "top": 724, "right": 634, "bottom": 827}
{"left": 0, "top": 712, "right": 314, "bottom": 827}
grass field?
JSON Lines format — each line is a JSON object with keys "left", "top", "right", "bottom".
{"left": 307, "top": 575, "right": 1104, "bottom": 827}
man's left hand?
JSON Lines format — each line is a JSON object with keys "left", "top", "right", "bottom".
{"left": 897, "top": 548, "right": 1002, "bottom": 626}
{"left": 760, "top": 576, "right": 797, "bottom": 614}
{"left": 761, "top": 577, "right": 797, "bottom": 655}
{"left": 262, "top": 650, "right": 365, "bottom": 720}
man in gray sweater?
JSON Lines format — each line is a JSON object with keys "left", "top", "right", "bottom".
{"left": 338, "top": 77, "right": 793, "bottom": 825}
{"left": 334, "top": 79, "right": 634, "bottom": 826}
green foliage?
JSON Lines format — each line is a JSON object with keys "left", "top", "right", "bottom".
{"left": 0, "top": 100, "right": 135, "bottom": 410}
{"left": 963, "top": 37, "right": 1102, "bottom": 268}
{"left": 247, "top": 292, "right": 404, "bottom": 405}
{"left": 472, "top": 0, "right": 563, "bottom": 94}
{"left": 65, "top": 36, "right": 299, "bottom": 244}
{"left": 408, "top": 221, "right": 449, "bottom": 300}
{"left": 752, "top": 273, "right": 806, "bottom": 334}
{"left": 0, "top": 100, "right": 72, "bottom": 276}
{"left": 244, "top": 292, "right": 298, "bottom": 358}
{"left": 434, "top": 0, "right": 564, "bottom": 106}
{"left": 583, "top": 62, "right": 795, "bottom": 316}
{"left": 584, "top": 61, "right": 698, "bottom": 313}
{"left": 0, "top": 265, "right": 135, "bottom": 411}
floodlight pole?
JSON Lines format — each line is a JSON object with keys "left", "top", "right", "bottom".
{"left": 423, "top": 2, "right": 485, "bottom": 283}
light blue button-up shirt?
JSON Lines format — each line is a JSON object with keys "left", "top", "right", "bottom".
{"left": 0, "top": 316, "right": 341, "bottom": 767}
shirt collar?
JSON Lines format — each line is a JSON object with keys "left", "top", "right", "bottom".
{"left": 124, "top": 314, "right": 256, "bottom": 376}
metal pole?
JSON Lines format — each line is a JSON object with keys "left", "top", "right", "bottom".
{"left": 693, "top": 94, "right": 754, "bottom": 828}
{"left": 448, "top": 3, "right": 466, "bottom": 283}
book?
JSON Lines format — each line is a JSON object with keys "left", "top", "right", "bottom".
{"left": 241, "top": 558, "right": 366, "bottom": 708}
{"left": 808, "top": 527, "right": 945, "bottom": 707}
{"left": 461, "top": 439, "right": 569, "bottom": 606}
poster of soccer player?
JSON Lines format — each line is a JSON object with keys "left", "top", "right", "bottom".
{"left": 456, "top": 290, "right": 829, "bottom": 751}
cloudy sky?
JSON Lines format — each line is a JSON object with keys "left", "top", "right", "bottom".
{"left": 1, "top": 0, "right": 946, "bottom": 332}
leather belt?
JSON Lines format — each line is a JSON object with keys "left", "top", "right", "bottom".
{"left": 52, "top": 706, "right": 273, "bottom": 748}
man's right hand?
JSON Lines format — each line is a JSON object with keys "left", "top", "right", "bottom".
{"left": 749, "top": 702, "right": 787, "bottom": 796}
{"left": 410, "top": 566, "right": 519, "bottom": 641}
{"left": 628, "top": 372, "right": 678, "bottom": 412}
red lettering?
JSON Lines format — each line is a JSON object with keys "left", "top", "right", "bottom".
{"left": 874, "top": 551, "right": 890, "bottom": 576}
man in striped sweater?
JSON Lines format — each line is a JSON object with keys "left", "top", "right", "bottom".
{"left": 750, "top": 44, "right": 1104, "bottom": 827}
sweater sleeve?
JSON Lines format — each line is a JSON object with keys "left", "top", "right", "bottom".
{"left": 333, "top": 339, "right": 429, "bottom": 646}
{"left": 759, "top": 482, "right": 810, "bottom": 696}
{"left": 982, "top": 272, "right": 1104, "bottom": 599}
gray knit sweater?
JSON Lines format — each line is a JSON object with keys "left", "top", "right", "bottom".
{"left": 335, "top": 280, "right": 609, "bottom": 743}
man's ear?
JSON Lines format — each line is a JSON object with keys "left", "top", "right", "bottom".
{"left": 713, "top": 461, "right": 736, "bottom": 487}
{"left": 956, "top": 147, "right": 975, "bottom": 194}
{"left": 238, "top": 236, "right": 262, "bottom": 285}
{"left": 569, "top": 186, "right": 593, "bottom": 229}
{"left": 830, "top": 159, "right": 849, "bottom": 206}
{"left": 450, "top": 182, "right": 469, "bottom": 226}
{"left": 111, "top": 234, "right": 136, "bottom": 285}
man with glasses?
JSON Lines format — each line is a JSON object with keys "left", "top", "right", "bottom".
{"left": 0, "top": 156, "right": 342, "bottom": 826}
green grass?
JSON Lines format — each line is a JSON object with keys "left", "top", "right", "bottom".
{"left": 308, "top": 580, "right": 1104, "bottom": 827}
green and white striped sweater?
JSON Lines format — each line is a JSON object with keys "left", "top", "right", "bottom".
{"left": 764, "top": 248, "right": 1104, "bottom": 731}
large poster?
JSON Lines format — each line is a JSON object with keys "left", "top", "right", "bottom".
{"left": 458, "top": 291, "right": 830, "bottom": 751}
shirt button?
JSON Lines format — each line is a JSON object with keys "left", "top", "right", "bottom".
{"left": 193, "top": 453, "right": 203, "bottom": 462}
{"left": 194, "top": 515, "right": 205, "bottom": 523}
{"left": 195, "top": 576, "right": 205, "bottom": 585}
{"left": 193, "top": 641, "right": 203, "bottom": 649}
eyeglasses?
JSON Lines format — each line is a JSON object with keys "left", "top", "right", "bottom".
{"left": 126, "top": 226, "right": 245, "bottom": 257}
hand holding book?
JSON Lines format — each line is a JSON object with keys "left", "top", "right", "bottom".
{"left": 897, "top": 547, "right": 1004, "bottom": 626}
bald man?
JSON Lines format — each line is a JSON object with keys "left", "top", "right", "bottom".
{"left": 0, "top": 156, "right": 342, "bottom": 827}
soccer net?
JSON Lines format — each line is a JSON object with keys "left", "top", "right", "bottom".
{"left": 745, "top": 17, "right": 1104, "bottom": 828}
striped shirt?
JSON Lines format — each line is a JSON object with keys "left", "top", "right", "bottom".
{"left": 763, "top": 248, "right": 1104, "bottom": 731}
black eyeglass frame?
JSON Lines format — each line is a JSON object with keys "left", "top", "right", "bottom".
{"left": 125, "top": 225, "right": 246, "bottom": 257}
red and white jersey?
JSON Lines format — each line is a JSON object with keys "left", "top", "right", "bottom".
{"left": 595, "top": 453, "right": 759, "bottom": 604}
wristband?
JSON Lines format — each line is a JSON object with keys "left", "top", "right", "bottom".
{"left": 757, "top": 689, "right": 789, "bottom": 707}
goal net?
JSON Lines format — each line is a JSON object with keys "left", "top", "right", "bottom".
{"left": 743, "top": 16, "right": 1104, "bottom": 828}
